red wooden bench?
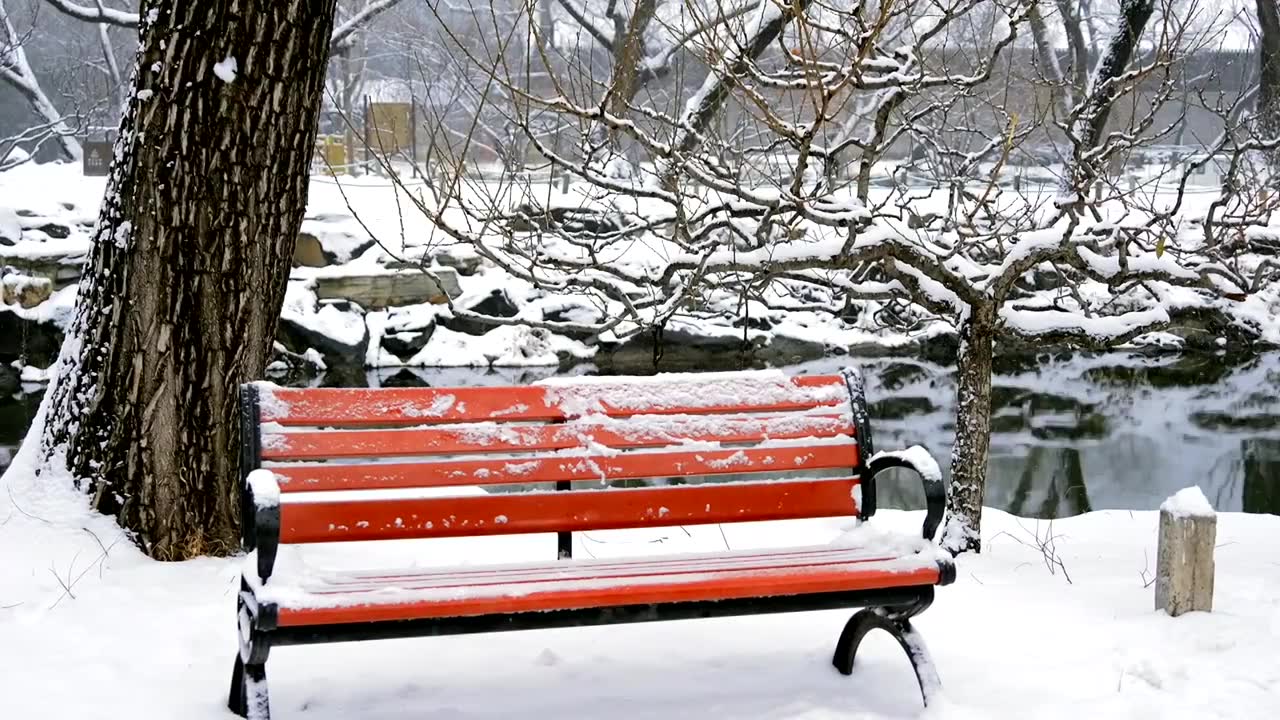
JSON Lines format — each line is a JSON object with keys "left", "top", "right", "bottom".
{"left": 229, "top": 368, "right": 953, "bottom": 719}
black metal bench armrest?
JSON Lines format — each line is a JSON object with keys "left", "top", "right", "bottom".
{"left": 243, "top": 469, "right": 281, "bottom": 583}
{"left": 865, "top": 447, "right": 946, "bottom": 542}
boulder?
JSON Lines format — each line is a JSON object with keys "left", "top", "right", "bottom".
{"left": 35, "top": 223, "right": 71, "bottom": 240}
{"left": 440, "top": 289, "right": 519, "bottom": 336}
{"left": 276, "top": 300, "right": 368, "bottom": 371}
{"left": 0, "top": 208, "right": 20, "bottom": 246}
{"left": 2, "top": 273, "right": 53, "bottom": 309}
{"left": 313, "top": 270, "right": 460, "bottom": 310}
{"left": 293, "top": 232, "right": 328, "bottom": 267}
{"left": 381, "top": 326, "right": 435, "bottom": 362}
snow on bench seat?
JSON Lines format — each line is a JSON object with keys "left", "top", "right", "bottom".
{"left": 251, "top": 544, "right": 946, "bottom": 626}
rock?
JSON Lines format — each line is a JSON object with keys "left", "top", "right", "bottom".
{"left": 36, "top": 223, "right": 71, "bottom": 240}
{"left": 1166, "top": 305, "right": 1261, "bottom": 351}
{"left": 542, "top": 305, "right": 604, "bottom": 341}
{"left": 432, "top": 248, "right": 483, "bottom": 276}
{"left": 508, "top": 204, "right": 624, "bottom": 235}
{"left": 440, "top": 289, "right": 519, "bottom": 336}
{"left": 313, "top": 270, "right": 460, "bottom": 310}
{"left": 276, "top": 302, "right": 368, "bottom": 371}
{"left": 382, "top": 326, "right": 435, "bottom": 362}
{"left": 293, "top": 232, "right": 328, "bottom": 267}
{"left": 0, "top": 253, "right": 86, "bottom": 289}
{"left": 2, "top": 273, "right": 53, "bottom": 309}
{"left": 384, "top": 248, "right": 484, "bottom": 276}
{"left": 0, "top": 207, "right": 20, "bottom": 246}
{"left": 297, "top": 218, "right": 376, "bottom": 265}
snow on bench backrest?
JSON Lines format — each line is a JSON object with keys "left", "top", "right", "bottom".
{"left": 248, "top": 370, "right": 870, "bottom": 545}
{"left": 254, "top": 370, "right": 848, "bottom": 427}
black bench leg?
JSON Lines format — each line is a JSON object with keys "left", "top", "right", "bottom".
{"left": 832, "top": 609, "right": 941, "bottom": 706}
{"left": 228, "top": 653, "right": 271, "bottom": 719}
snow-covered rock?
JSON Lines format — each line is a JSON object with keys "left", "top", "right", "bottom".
{"left": 0, "top": 207, "right": 22, "bottom": 246}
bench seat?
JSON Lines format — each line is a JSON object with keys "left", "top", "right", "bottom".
{"left": 252, "top": 543, "right": 949, "bottom": 627}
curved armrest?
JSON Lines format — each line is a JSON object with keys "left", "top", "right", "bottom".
{"left": 866, "top": 446, "right": 946, "bottom": 542}
{"left": 243, "top": 469, "right": 281, "bottom": 582}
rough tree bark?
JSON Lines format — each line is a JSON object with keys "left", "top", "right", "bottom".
{"left": 1258, "top": 0, "right": 1280, "bottom": 175}
{"left": 39, "top": 0, "right": 338, "bottom": 560}
{"left": 940, "top": 303, "right": 996, "bottom": 555}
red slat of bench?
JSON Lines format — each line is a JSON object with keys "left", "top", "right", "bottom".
{"left": 278, "top": 478, "right": 861, "bottom": 543}
{"left": 271, "top": 443, "right": 858, "bottom": 493}
{"left": 257, "top": 374, "right": 847, "bottom": 427}
{"left": 275, "top": 560, "right": 940, "bottom": 626}
{"left": 261, "top": 413, "right": 856, "bottom": 461}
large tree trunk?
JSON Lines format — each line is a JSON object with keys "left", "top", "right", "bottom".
{"left": 941, "top": 304, "right": 996, "bottom": 555}
{"left": 38, "top": 0, "right": 337, "bottom": 560}
{"left": 1258, "top": 0, "right": 1280, "bottom": 176}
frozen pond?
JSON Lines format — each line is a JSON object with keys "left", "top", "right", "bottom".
{"left": 3, "top": 352, "right": 1278, "bottom": 517}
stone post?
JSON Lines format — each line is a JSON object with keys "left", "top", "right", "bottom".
{"left": 1155, "top": 486, "right": 1216, "bottom": 617}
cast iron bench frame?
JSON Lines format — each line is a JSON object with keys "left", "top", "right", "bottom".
{"left": 229, "top": 368, "right": 953, "bottom": 718}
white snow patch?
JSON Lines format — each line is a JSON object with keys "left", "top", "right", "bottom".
{"left": 1161, "top": 486, "right": 1215, "bottom": 518}
{"left": 213, "top": 56, "right": 238, "bottom": 83}
{"left": 870, "top": 445, "right": 943, "bottom": 483}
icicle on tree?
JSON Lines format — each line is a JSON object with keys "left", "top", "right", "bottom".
{"left": 35, "top": 1, "right": 339, "bottom": 560}
{"left": 372, "top": 0, "right": 1277, "bottom": 554}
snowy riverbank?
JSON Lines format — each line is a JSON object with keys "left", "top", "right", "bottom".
{"left": 5, "top": 162, "right": 1280, "bottom": 384}
{"left": 1, "top": 451, "right": 1277, "bottom": 719}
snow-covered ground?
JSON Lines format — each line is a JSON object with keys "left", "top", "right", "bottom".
{"left": 2, "top": 453, "right": 1277, "bottom": 719}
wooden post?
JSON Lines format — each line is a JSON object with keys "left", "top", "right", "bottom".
{"left": 1155, "top": 486, "right": 1216, "bottom": 617}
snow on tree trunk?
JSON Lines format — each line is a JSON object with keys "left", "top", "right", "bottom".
{"left": 1060, "top": 0, "right": 1154, "bottom": 204}
{"left": 941, "top": 304, "right": 996, "bottom": 555}
{"left": 38, "top": 0, "right": 338, "bottom": 560}
{"left": 1257, "top": 0, "right": 1280, "bottom": 176}
{"left": 1029, "top": 1, "right": 1071, "bottom": 116}
{"left": 665, "top": 0, "right": 807, "bottom": 184}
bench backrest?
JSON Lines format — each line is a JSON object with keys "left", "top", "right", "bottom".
{"left": 240, "top": 369, "right": 876, "bottom": 572}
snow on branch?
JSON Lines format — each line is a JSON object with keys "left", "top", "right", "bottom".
{"left": 42, "top": 0, "right": 137, "bottom": 28}
{"left": 1000, "top": 306, "right": 1170, "bottom": 347}
{"left": 44, "top": 0, "right": 405, "bottom": 50}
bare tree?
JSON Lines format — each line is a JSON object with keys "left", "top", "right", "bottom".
{"left": 271, "top": 0, "right": 1278, "bottom": 562}
{"left": 1, "top": 0, "right": 84, "bottom": 160}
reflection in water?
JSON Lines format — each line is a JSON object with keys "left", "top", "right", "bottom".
{"left": 2, "top": 354, "right": 1278, "bottom": 518}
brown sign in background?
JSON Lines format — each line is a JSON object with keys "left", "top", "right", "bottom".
{"left": 82, "top": 141, "right": 113, "bottom": 176}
